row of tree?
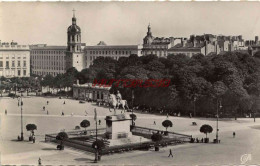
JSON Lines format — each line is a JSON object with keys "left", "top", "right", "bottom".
{"left": 69, "top": 52, "right": 260, "bottom": 117}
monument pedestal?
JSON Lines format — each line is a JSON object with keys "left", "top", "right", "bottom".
{"left": 105, "top": 114, "right": 132, "bottom": 140}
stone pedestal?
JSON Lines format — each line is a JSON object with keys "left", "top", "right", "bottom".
{"left": 105, "top": 114, "right": 132, "bottom": 140}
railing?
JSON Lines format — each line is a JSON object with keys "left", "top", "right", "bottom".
{"left": 131, "top": 126, "right": 192, "bottom": 142}
{"left": 45, "top": 126, "right": 191, "bottom": 155}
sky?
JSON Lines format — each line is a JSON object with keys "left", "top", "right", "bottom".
{"left": 1, "top": 2, "right": 260, "bottom": 46}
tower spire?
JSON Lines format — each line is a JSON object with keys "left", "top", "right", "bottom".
{"left": 73, "top": 8, "right": 76, "bottom": 18}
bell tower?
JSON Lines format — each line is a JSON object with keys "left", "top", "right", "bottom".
{"left": 65, "top": 9, "right": 85, "bottom": 72}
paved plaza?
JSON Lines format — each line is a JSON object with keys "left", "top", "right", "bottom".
{"left": 0, "top": 96, "right": 260, "bottom": 165}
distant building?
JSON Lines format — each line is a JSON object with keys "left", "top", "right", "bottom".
{"left": 65, "top": 11, "right": 85, "bottom": 72}
{"left": 0, "top": 41, "right": 30, "bottom": 77}
{"left": 84, "top": 41, "right": 142, "bottom": 68}
{"left": 30, "top": 44, "right": 66, "bottom": 76}
{"left": 142, "top": 24, "right": 174, "bottom": 57}
{"left": 73, "top": 82, "right": 111, "bottom": 102}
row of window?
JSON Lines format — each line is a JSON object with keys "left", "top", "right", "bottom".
{"left": 88, "top": 50, "right": 132, "bottom": 55}
{"left": 32, "top": 71, "right": 64, "bottom": 76}
{"left": 31, "top": 50, "right": 65, "bottom": 54}
{"left": 0, "top": 61, "right": 26, "bottom": 68}
{"left": 89, "top": 55, "right": 120, "bottom": 61}
{"left": 32, "top": 65, "right": 64, "bottom": 70}
{"left": 31, "top": 55, "right": 65, "bottom": 60}
{"left": 0, "top": 56, "right": 27, "bottom": 59}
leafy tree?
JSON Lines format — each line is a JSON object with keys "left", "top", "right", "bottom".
{"left": 56, "top": 132, "right": 68, "bottom": 148}
{"left": 80, "top": 120, "right": 90, "bottom": 132}
{"left": 26, "top": 124, "right": 37, "bottom": 137}
{"left": 92, "top": 139, "right": 105, "bottom": 150}
{"left": 151, "top": 133, "right": 163, "bottom": 151}
{"left": 162, "top": 120, "right": 173, "bottom": 131}
{"left": 200, "top": 124, "right": 213, "bottom": 138}
{"left": 130, "top": 113, "right": 137, "bottom": 121}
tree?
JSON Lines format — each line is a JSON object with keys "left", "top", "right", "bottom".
{"left": 80, "top": 120, "right": 90, "bottom": 132}
{"left": 162, "top": 120, "right": 173, "bottom": 131}
{"left": 26, "top": 124, "right": 37, "bottom": 140}
{"left": 56, "top": 132, "right": 68, "bottom": 150}
{"left": 92, "top": 139, "right": 105, "bottom": 150}
{"left": 129, "top": 113, "right": 137, "bottom": 121}
{"left": 151, "top": 133, "right": 163, "bottom": 151}
{"left": 200, "top": 124, "right": 213, "bottom": 138}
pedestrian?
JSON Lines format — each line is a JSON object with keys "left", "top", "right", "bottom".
{"left": 167, "top": 113, "right": 169, "bottom": 119}
{"left": 190, "top": 113, "right": 192, "bottom": 118}
{"left": 38, "top": 157, "right": 42, "bottom": 165}
{"left": 99, "top": 120, "right": 101, "bottom": 125}
{"left": 63, "top": 101, "right": 65, "bottom": 104}
{"left": 33, "top": 136, "right": 35, "bottom": 143}
{"left": 5, "top": 109, "right": 7, "bottom": 115}
{"left": 154, "top": 121, "right": 156, "bottom": 125}
{"left": 85, "top": 110, "right": 88, "bottom": 116}
{"left": 18, "top": 135, "right": 20, "bottom": 141}
{"left": 47, "top": 101, "right": 49, "bottom": 105}
{"left": 168, "top": 149, "right": 173, "bottom": 157}
{"left": 47, "top": 110, "right": 49, "bottom": 115}
{"left": 62, "top": 111, "right": 64, "bottom": 116}
{"left": 233, "top": 132, "right": 236, "bottom": 138}
{"left": 43, "top": 106, "right": 45, "bottom": 111}
{"left": 201, "top": 138, "right": 204, "bottom": 143}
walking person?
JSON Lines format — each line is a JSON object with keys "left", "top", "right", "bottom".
{"left": 63, "top": 101, "right": 66, "bottom": 105}
{"left": 33, "top": 136, "right": 35, "bottom": 143}
{"left": 47, "top": 110, "right": 49, "bottom": 115}
{"left": 168, "top": 149, "right": 173, "bottom": 157}
{"left": 154, "top": 121, "right": 156, "bottom": 125}
{"left": 99, "top": 120, "right": 101, "bottom": 125}
{"left": 38, "top": 157, "right": 42, "bottom": 165}
{"left": 85, "top": 110, "right": 88, "bottom": 116}
{"left": 5, "top": 109, "right": 7, "bottom": 115}
{"left": 167, "top": 113, "right": 169, "bottom": 119}
{"left": 47, "top": 101, "right": 49, "bottom": 105}
{"left": 233, "top": 131, "right": 236, "bottom": 138}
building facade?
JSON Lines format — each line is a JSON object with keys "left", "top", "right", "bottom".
{"left": 73, "top": 83, "right": 111, "bottom": 102}
{"left": 30, "top": 44, "right": 66, "bottom": 76}
{"left": 142, "top": 24, "right": 174, "bottom": 57}
{"left": 65, "top": 12, "right": 85, "bottom": 72}
{"left": 0, "top": 41, "right": 30, "bottom": 77}
{"left": 84, "top": 41, "right": 142, "bottom": 68}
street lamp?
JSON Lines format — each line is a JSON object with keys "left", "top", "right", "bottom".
{"left": 193, "top": 96, "right": 197, "bottom": 117}
{"left": 17, "top": 97, "right": 24, "bottom": 141}
{"left": 216, "top": 99, "right": 222, "bottom": 143}
{"left": 131, "top": 90, "right": 134, "bottom": 126}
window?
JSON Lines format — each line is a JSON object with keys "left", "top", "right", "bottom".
{"left": 23, "top": 70, "right": 26, "bottom": 76}
{"left": 18, "top": 70, "right": 21, "bottom": 76}
{"left": 6, "top": 61, "right": 9, "bottom": 68}
{"left": 23, "top": 61, "right": 26, "bottom": 67}
{"left": 12, "top": 61, "right": 15, "bottom": 67}
{"left": 0, "top": 61, "right": 3, "bottom": 67}
{"left": 17, "top": 61, "right": 20, "bottom": 67}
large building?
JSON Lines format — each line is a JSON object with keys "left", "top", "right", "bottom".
{"left": 30, "top": 44, "right": 66, "bottom": 76}
{"left": 84, "top": 41, "right": 142, "bottom": 68}
{"left": 65, "top": 11, "right": 85, "bottom": 72}
{"left": 142, "top": 24, "right": 174, "bottom": 57}
{"left": 0, "top": 41, "right": 30, "bottom": 77}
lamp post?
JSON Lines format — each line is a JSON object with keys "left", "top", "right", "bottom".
{"left": 193, "top": 96, "right": 197, "bottom": 117}
{"left": 216, "top": 99, "right": 222, "bottom": 143}
{"left": 17, "top": 97, "right": 24, "bottom": 141}
{"left": 131, "top": 90, "right": 134, "bottom": 126}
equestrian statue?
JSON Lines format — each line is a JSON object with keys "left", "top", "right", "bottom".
{"left": 108, "top": 90, "right": 129, "bottom": 114}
